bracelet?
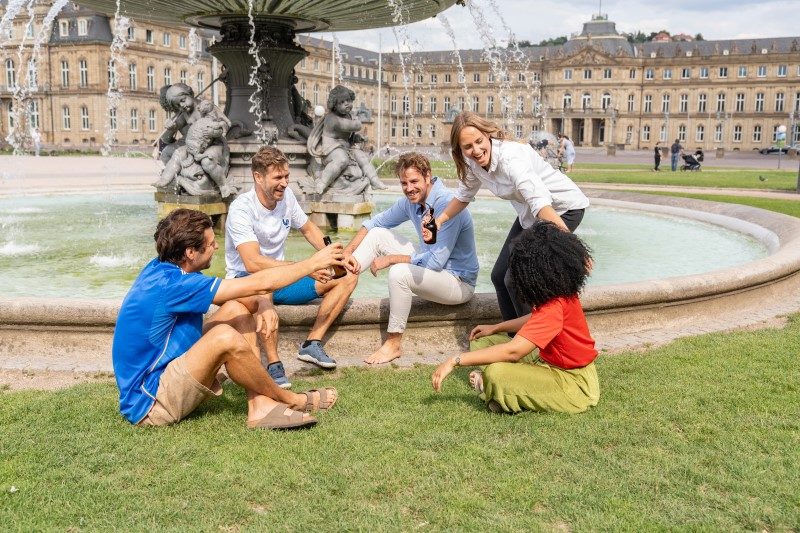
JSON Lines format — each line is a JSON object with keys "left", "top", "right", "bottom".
{"left": 454, "top": 355, "right": 461, "bottom": 367}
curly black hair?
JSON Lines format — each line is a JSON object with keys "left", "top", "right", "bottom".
{"left": 509, "top": 222, "right": 593, "bottom": 308}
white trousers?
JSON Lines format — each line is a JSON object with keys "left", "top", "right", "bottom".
{"left": 352, "top": 227, "right": 475, "bottom": 332}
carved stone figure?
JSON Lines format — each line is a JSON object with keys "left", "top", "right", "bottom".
{"left": 153, "top": 83, "right": 235, "bottom": 198}
{"left": 306, "top": 84, "right": 386, "bottom": 196}
{"left": 287, "top": 71, "right": 313, "bottom": 142}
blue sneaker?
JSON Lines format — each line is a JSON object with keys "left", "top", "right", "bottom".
{"left": 297, "top": 341, "right": 337, "bottom": 369}
{"left": 266, "top": 361, "right": 292, "bottom": 389}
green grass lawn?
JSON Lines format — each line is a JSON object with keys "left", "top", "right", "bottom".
{"left": 628, "top": 191, "right": 800, "bottom": 218}
{"left": 375, "top": 158, "right": 799, "bottom": 190}
{"left": 3, "top": 317, "right": 799, "bottom": 530}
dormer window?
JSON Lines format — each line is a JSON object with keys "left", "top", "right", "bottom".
{"left": 77, "top": 18, "right": 88, "bottom": 36}
{"left": 59, "top": 20, "right": 69, "bottom": 37}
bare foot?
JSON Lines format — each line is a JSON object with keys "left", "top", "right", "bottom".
{"left": 469, "top": 370, "right": 484, "bottom": 392}
{"left": 364, "top": 344, "right": 401, "bottom": 364}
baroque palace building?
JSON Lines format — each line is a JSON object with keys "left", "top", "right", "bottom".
{"left": 2, "top": 4, "right": 799, "bottom": 153}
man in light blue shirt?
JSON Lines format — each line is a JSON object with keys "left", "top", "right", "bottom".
{"left": 344, "top": 153, "right": 479, "bottom": 364}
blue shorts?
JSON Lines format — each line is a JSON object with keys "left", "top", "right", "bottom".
{"left": 235, "top": 272, "right": 319, "bottom": 305}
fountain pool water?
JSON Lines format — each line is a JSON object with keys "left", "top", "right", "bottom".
{"left": 0, "top": 192, "right": 767, "bottom": 300}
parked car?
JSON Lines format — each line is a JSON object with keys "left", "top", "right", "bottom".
{"left": 759, "top": 144, "right": 799, "bottom": 154}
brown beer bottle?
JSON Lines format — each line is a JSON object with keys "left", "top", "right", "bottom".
{"left": 423, "top": 205, "right": 437, "bottom": 244}
{"left": 322, "top": 236, "right": 347, "bottom": 279}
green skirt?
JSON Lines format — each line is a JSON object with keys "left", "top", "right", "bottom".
{"left": 470, "top": 333, "right": 600, "bottom": 414}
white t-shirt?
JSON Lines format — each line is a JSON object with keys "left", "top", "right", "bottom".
{"left": 224, "top": 187, "right": 308, "bottom": 278}
{"left": 456, "top": 139, "right": 589, "bottom": 228}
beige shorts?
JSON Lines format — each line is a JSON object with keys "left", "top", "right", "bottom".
{"left": 138, "top": 357, "right": 222, "bottom": 427}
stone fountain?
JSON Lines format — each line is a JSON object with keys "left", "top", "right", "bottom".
{"left": 74, "top": 0, "right": 460, "bottom": 229}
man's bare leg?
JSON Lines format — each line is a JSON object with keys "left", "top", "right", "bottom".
{"left": 182, "top": 301, "right": 334, "bottom": 422}
{"left": 364, "top": 332, "right": 403, "bottom": 365}
{"left": 308, "top": 272, "right": 358, "bottom": 341}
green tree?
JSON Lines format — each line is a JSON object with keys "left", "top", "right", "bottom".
{"left": 537, "top": 36, "right": 568, "bottom": 46}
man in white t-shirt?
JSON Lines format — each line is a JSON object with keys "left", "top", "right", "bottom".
{"left": 225, "top": 146, "right": 357, "bottom": 388}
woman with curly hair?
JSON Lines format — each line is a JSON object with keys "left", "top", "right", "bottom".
{"left": 433, "top": 112, "right": 589, "bottom": 322}
{"left": 431, "top": 222, "right": 599, "bottom": 414}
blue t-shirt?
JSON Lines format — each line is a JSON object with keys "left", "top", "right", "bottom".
{"left": 112, "top": 258, "right": 221, "bottom": 424}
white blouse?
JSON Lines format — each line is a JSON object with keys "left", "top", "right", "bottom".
{"left": 456, "top": 139, "right": 589, "bottom": 228}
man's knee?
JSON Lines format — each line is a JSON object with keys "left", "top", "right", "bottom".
{"left": 388, "top": 263, "right": 414, "bottom": 287}
{"left": 205, "top": 323, "right": 249, "bottom": 355}
{"left": 490, "top": 264, "right": 506, "bottom": 288}
{"left": 365, "top": 227, "right": 394, "bottom": 245}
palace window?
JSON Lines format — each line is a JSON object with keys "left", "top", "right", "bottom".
{"left": 146, "top": 66, "right": 155, "bottom": 92}
{"left": 145, "top": 29, "right": 153, "bottom": 44}
{"left": 755, "top": 93, "right": 764, "bottom": 112}
{"left": 699, "top": 67, "right": 709, "bottom": 79}
{"left": 60, "top": 60, "right": 70, "bottom": 88}
{"left": 644, "top": 94, "right": 652, "bottom": 113}
{"left": 738, "top": 66, "right": 747, "bottom": 78}
{"left": 429, "top": 96, "right": 437, "bottom": 114}
{"left": 129, "top": 63, "right": 137, "bottom": 90}
{"left": 430, "top": 73, "right": 437, "bottom": 84}
{"left": 59, "top": 19, "right": 69, "bottom": 37}
{"left": 444, "top": 73, "right": 451, "bottom": 83}
{"left": 516, "top": 96, "right": 524, "bottom": 113}
{"left": 5, "top": 59, "right": 16, "bottom": 89}
{"left": 681, "top": 68, "right": 690, "bottom": 79}
{"left": 163, "top": 67, "right": 171, "bottom": 86}
{"left": 179, "top": 34, "right": 186, "bottom": 49}
{"left": 77, "top": 19, "right": 88, "bottom": 36}
{"left": 443, "top": 97, "right": 451, "bottom": 112}
{"left": 564, "top": 69, "right": 572, "bottom": 80}
{"left": 696, "top": 124, "right": 704, "bottom": 142}
{"left": 583, "top": 69, "right": 592, "bottom": 80}
{"left": 716, "top": 93, "right": 726, "bottom": 112}
{"left": 753, "top": 125, "right": 762, "bottom": 142}
{"left": 718, "top": 67, "right": 727, "bottom": 78}
{"left": 581, "top": 93, "right": 591, "bottom": 109}
{"left": 109, "top": 108, "right": 116, "bottom": 130}
{"left": 80, "top": 106, "right": 90, "bottom": 130}
{"left": 487, "top": 96, "right": 494, "bottom": 114}
{"left": 62, "top": 106, "right": 71, "bottom": 130}
{"left": 679, "top": 94, "right": 688, "bottom": 113}
{"left": 733, "top": 125, "right": 742, "bottom": 142}
{"left": 629, "top": 68, "right": 636, "bottom": 79}
{"left": 563, "top": 93, "right": 572, "bottom": 109}
{"left": 601, "top": 93, "right": 611, "bottom": 110}
{"left": 645, "top": 68, "right": 653, "bottom": 80}
{"left": 130, "top": 108, "right": 139, "bottom": 131}
{"left": 678, "top": 124, "right": 686, "bottom": 142}
{"left": 641, "top": 125, "right": 650, "bottom": 141}
{"left": 661, "top": 94, "right": 670, "bottom": 113}
{"left": 698, "top": 93, "right": 707, "bottom": 113}
{"left": 79, "top": 59, "right": 88, "bottom": 87}
{"left": 663, "top": 68, "right": 672, "bottom": 80}
{"left": 714, "top": 123, "right": 723, "bottom": 143}
{"left": 148, "top": 109, "right": 156, "bottom": 131}
{"left": 162, "top": 32, "right": 170, "bottom": 47}
{"left": 757, "top": 65, "right": 766, "bottom": 77}
{"left": 416, "top": 96, "right": 423, "bottom": 114}
{"left": 735, "top": 93, "right": 745, "bottom": 113}
{"left": 603, "top": 68, "right": 612, "bottom": 79}
{"left": 472, "top": 95, "right": 479, "bottom": 112}
{"left": 776, "top": 92, "right": 785, "bottom": 112}
{"left": 627, "top": 93, "right": 635, "bottom": 112}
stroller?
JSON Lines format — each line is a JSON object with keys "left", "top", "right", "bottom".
{"left": 680, "top": 149, "right": 703, "bottom": 171}
{"left": 529, "top": 138, "right": 564, "bottom": 171}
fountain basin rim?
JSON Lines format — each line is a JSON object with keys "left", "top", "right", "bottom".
{"left": 1, "top": 192, "right": 797, "bottom": 328}
{"left": 72, "top": 0, "right": 460, "bottom": 33}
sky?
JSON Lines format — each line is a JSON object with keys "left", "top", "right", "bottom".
{"left": 331, "top": 0, "right": 796, "bottom": 53}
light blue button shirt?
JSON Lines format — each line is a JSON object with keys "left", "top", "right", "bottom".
{"left": 363, "top": 177, "right": 479, "bottom": 286}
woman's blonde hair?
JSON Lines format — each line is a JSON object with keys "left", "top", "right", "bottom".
{"left": 449, "top": 111, "right": 509, "bottom": 183}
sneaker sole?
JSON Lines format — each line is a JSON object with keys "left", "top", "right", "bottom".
{"left": 297, "top": 353, "right": 337, "bottom": 369}
{"left": 278, "top": 382, "right": 292, "bottom": 389}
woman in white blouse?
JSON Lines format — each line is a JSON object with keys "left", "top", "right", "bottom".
{"left": 434, "top": 112, "right": 590, "bottom": 321}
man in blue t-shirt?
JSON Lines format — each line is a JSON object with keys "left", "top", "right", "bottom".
{"left": 112, "top": 208, "right": 344, "bottom": 429}
{"left": 343, "top": 152, "right": 479, "bottom": 365}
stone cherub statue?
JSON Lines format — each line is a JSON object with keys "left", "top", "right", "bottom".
{"left": 306, "top": 85, "right": 387, "bottom": 196}
{"left": 153, "top": 83, "right": 236, "bottom": 198}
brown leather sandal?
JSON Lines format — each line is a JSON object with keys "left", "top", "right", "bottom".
{"left": 300, "top": 387, "right": 338, "bottom": 413}
{"left": 247, "top": 403, "right": 317, "bottom": 430}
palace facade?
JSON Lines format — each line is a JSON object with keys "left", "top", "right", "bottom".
{"left": 2, "top": 4, "right": 798, "bottom": 153}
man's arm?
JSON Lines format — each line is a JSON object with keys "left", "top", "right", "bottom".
{"left": 213, "top": 243, "right": 343, "bottom": 304}
{"left": 237, "top": 241, "right": 292, "bottom": 273}
{"left": 298, "top": 220, "right": 327, "bottom": 251}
